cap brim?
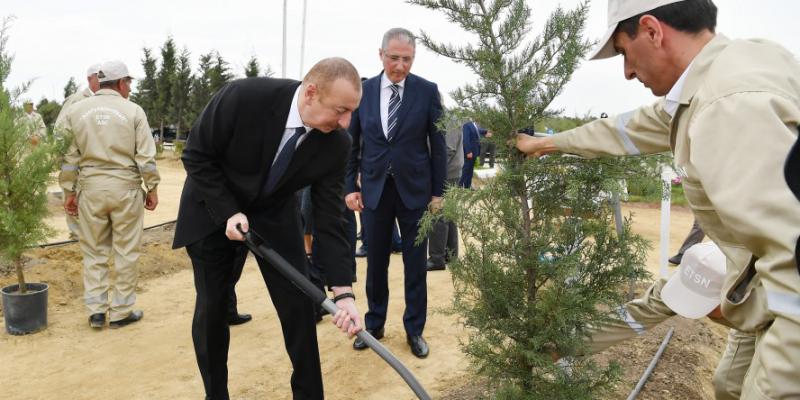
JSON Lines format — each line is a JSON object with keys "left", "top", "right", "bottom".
{"left": 661, "top": 276, "right": 719, "bottom": 319}
{"left": 588, "top": 25, "right": 619, "bottom": 60}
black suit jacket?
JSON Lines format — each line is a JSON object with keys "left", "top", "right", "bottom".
{"left": 172, "top": 77, "right": 353, "bottom": 286}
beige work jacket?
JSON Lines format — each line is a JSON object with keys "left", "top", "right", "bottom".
{"left": 58, "top": 89, "right": 160, "bottom": 193}
{"left": 553, "top": 34, "right": 800, "bottom": 333}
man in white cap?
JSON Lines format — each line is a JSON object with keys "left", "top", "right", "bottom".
{"left": 55, "top": 63, "right": 101, "bottom": 240}
{"left": 516, "top": 1, "right": 800, "bottom": 398}
{"left": 58, "top": 64, "right": 101, "bottom": 120}
{"left": 59, "top": 60, "right": 160, "bottom": 329}
{"left": 579, "top": 242, "right": 752, "bottom": 399}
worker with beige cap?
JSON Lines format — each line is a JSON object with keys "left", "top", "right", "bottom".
{"left": 17, "top": 100, "right": 46, "bottom": 145}
{"left": 55, "top": 63, "right": 102, "bottom": 240}
{"left": 517, "top": 0, "right": 800, "bottom": 398}
{"left": 59, "top": 60, "right": 160, "bottom": 329}
{"left": 582, "top": 242, "right": 753, "bottom": 399}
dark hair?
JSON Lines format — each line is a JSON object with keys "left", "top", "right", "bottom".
{"left": 616, "top": 0, "right": 717, "bottom": 38}
{"left": 98, "top": 79, "right": 121, "bottom": 89}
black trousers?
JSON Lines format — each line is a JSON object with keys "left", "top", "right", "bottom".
{"left": 227, "top": 245, "right": 248, "bottom": 316}
{"left": 187, "top": 229, "right": 322, "bottom": 400}
{"left": 363, "top": 177, "right": 428, "bottom": 336}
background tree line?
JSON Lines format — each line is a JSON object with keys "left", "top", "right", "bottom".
{"left": 32, "top": 36, "right": 273, "bottom": 139}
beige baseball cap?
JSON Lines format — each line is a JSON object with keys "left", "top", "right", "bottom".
{"left": 86, "top": 63, "right": 101, "bottom": 77}
{"left": 589, "top": 0, "right": 686, "bottom": 60}
{"left": 662, "top": 241, "right": 727, "bottom": 319}
{"left": 97, "top": 60, "right": 133, "bottom": 83}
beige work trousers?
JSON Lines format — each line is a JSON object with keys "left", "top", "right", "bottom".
{"left": 77, "top": 188, "right": 144, "bottom": 322}
{"left": 586, "top": 279, "right": 756, "bottom": 400}
{"left": 740, "top": 318, "right": 800, "bottom": 400}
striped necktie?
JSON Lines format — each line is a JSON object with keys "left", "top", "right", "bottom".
{"left": 387, "top": 84, "right": 401, "bottom": 140}
{"left": 265, "top": 127, "right": 305, "bottom": 194}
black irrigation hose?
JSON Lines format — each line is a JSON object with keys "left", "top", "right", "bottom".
{"left": 32, "top": 219, "right": 178, "bottom": 249}
{"left": 237, "top": 225, "right": 432, "bottom": 400}
{"left": 627, "top": 327, "right": 675, "bottom": 400}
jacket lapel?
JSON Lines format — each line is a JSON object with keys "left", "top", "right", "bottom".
{"left": 371, "top": 73, "right": 389, "bottom": 143}
{"left": 392, "top": 73, "right": 416, "bottom": 140}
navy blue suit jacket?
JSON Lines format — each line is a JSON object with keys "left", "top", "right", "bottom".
{"left": 346, "top": 72, "right": 446, "bottom": 210}
{"left": 462, "top": 122, "right": 481, "bottom": 157}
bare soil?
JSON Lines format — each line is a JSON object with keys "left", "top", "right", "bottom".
{"left": 0, "top": 156, "right": 725, "bottom": 399}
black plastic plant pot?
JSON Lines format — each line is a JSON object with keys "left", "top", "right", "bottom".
{"left": 1, "top": 283, "right": 48, "bottom": 335}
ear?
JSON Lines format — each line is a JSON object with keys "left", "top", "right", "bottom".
{"left": 378, "top": 47, "right": 384, "bottom": 61}
{"left": 639, "top": 15, "right": 664, "bottom": 48}
{"left": 303, "top": 83, "right": 318, "bottom": 104}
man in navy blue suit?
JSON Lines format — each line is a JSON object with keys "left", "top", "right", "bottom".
{"left": 459, "top": 120, "right": 484, "bottom": 188}
{"left": 345, "top": 27, "right": 446, "bottom": 359}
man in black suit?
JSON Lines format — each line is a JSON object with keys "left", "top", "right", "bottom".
{"left": 345, "top": 27, "right": 447, "bottom": 359}
{"left": 173, "top": 58, "right": 363, "bottom": 400}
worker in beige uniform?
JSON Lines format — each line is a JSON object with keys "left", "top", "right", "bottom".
{"left": 55, "top": 63, "right": 101, "bottom": 240}
{"left": 59, "top": 60, "right": 160, "bottom": 329}
{"left": 581, "top": 242, "right": 753, "bottom": 400}
{"left": 17, "top": 100, "right": 46, "bottom": 145}
{"left": 517, "top": 1, "right": 800, "bottom": 398}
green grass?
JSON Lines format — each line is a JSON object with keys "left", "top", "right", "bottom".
{"left": 628, "top": 184, "right": 687, "bottom": 206}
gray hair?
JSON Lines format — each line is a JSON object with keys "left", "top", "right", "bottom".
{"left": 381, "top": 27, "right": 416, "bottom": 50}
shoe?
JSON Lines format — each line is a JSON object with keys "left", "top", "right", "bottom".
{"left": 109, "top": 310, "right": 143, "bottom": 329}
{"left": 355, "top": 246, "right": 368, "bottom": 258}
{"left": 669, "top": 254, "right": 683, "bottom": 265}
{"left": 407, "top": 335, "right": 429, "bottom": 358}
{"left": 426, "top": 259, "right": 446, "bottom": 271}
{"left": 89, "top": 313, "right": 105, "bottom": 329}
{"left": 353, "top": 328, "right": 384, "bottom": 350}
{"left": 228, "top": 313, "right": 252, "bottom": 326}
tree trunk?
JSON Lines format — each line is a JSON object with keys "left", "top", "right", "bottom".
{"left": 15, "top": 258, "right": 26, "bottom": 294}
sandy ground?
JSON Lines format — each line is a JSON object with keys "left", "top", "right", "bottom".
{"left": 1, "top": 154, "right": 724, "bottom": 399}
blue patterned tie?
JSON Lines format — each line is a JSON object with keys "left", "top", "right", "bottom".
{"left": 387, "top": 84, "right": 401, "bottom": 140}
{"left": 265, "top": 127, "right": 305, "bottom": 194}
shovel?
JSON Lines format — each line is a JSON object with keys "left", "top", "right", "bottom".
{"left": 236, "top": 225, "right": 431, "bottom": 400}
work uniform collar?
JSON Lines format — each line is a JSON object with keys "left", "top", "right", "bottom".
{"left": 677, "top": 34, "right": 731, "bottom": 106}
{"left": 94, "top": 88, "right": 124, "bottom": 98}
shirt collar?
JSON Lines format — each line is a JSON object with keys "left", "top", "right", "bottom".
{"left": 664, "top": 60, "right": 695, "bottom": 118}
{"left": 381, "top": 72, "right": 405, "bottom": 90}
{"left": 285, "top": 85, "right": 309, "bottom": 132}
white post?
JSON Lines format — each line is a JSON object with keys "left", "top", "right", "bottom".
{"left": 281, "top": 0, "right": 288, "bottom": 78}
{"left": 299, "top": 0, "right": 308, "bottom": 78}
{"left": 659, "top": 167, "right": 672, "bottom": 278}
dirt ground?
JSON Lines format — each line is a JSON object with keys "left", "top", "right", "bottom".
{"left": 0, "top": 155, "right": 726, "bottom": 399}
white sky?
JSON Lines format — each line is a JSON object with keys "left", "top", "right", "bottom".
{"left": 5, "top": 0, "right": 800, "bottom": 116}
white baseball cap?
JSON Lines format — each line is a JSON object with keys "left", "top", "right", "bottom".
{"left": 86, "top": 63, "right": 101, "bottom": 77}
{"left": 589, "top": 0, "right": 686, "bottom": 60}
{"left": 662, "top": 241, "right": 727, "bottom": 319}
{"left": 97, "top": 60, "right": 133, "bottom": 83}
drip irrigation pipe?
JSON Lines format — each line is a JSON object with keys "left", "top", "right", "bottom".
{"left": 627, "top": 326, "right": 675, "bottom": 400}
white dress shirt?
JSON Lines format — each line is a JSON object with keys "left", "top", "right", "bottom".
{"left": 380, "top": 72, "right": 406, "bottom": 138}
{"left": 664, "top": 60, "right": 695, "bottom": 118}
{"left": 273, "top": 85, "right": 311, "bottom": 166}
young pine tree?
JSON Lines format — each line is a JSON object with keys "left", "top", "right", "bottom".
{"left": 0, "top": 17, "right": 64, "bottom": 294}
{"left": 409, "top": 1, "right": 654, "bottom": 398}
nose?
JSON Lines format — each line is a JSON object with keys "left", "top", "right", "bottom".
{"left": 623, "top": 60, "right": 636, "bottom": 81}
{"left": 339, "top": 112, "right": 352, "bottom": 129}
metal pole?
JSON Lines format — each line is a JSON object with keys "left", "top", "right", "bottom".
{"left": 282, "top": 0, "right": 288, "bottom": 78}
{"left": 299, "top": 0, "right": 308, "bottom": 78}
{"left": 659, "top": 167, "right": 672, "bottom": 278}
